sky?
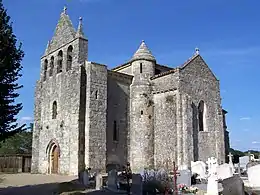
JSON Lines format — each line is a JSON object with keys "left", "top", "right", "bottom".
{"left": 3, "top": 0, "right": 260, "bottom": 152}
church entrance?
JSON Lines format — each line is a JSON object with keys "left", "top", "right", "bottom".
{"left": 47, "top": 139, "right": 60, "bottom": 174}
{"left": 51, "top": 145, "right": 59, "bottom": 174}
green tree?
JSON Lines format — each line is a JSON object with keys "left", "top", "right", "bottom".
{"left": 0, "top": 0, "right": 25, "bottom": 142}
{"left": 0, "top": 130, "right": 32, "bottom": 154}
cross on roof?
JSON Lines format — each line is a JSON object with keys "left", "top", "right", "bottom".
{"left": 63, "top": 6, "right": 67, "bottom": 14}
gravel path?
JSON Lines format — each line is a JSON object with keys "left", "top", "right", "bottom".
{"left": 0, "top": 173, "right": 77, "bottom": 195}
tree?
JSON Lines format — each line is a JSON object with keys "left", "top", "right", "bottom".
{"left": 0, "top": 0, "right": 25, "bottom": 142}
{"left": 0, "top": 130, "right": 32, "bottom": 154}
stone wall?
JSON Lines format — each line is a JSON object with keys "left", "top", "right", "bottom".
{"left": 84, "top": 62, "right": 107, "bottom": 172}
{"left": 179, "top": 55, "right": 225, "bottom": 163}
{"left": 31, "top": 81, "right": 42, "bottom": 173}
{"left": 36, "top": 66, "right": 81, "bottom": 175}
{"left": 153, "top": 90, "right": 177, "bottom": 169}
{"left": 151, "top": 71, "right": 178, "bottom": 92}
{"left": 106, "top": 71, "right": 132, "bottom": 169}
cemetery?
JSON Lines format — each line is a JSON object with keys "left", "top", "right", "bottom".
{"left": 68, "top": 152, "right": 260, "bottom": 195}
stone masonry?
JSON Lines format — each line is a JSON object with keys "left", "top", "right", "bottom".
{"left": 31, "top": 8, "right": 230, "bottom": 175}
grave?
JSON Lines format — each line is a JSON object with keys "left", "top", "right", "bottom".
{"left": 177, "top": 169, "right": 191, "bottom": 186}
{"left": 239, "top": 156, "right": 250, "bottom": 172}
{"left": 191, "top": 161, "right": 207, "bottom": 181}
{"left": 206, "top": 157, "right": 219, "bottom": 195}
{"left": 216, "top": 163, "right": 233, "bottom": 180}
{"left": 131, "top": 174, "right": 143, "bottom": 195}
{"left": 95, "top": 173, "right": 103, "bottom": 190}
{"left": 247, "top": 164, "right": 260, "bottom": 188}
{"left": 107, "top": 169, "right": 118, "bottom": 191}
{"left": 221, "top": 175, "right": 245, "bottom": 195}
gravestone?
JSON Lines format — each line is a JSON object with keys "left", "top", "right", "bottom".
{"left": 131, "top": 174, "right": 143, "bottom": 195}
{"left": 107, "top": 169, "right": 118, "bottom": 191}
{"left": 206, "top": 157, "right": 219, "bottom": 195}
{"left": 191, "top": 161, "right": 207, "bottom": 180}
{"left": 95, "top": 173, "right": 103, "bottom": 190}
{"left": 222, "top": 175, "right": 245, "bottom": 195}
{"left": 216, "top": 163, "right": 233, "bottom": 180}
{"left": 82, "top": 170, "right": 90, "bottom": 186}
{"left": 247, "top": 164, "right": 260, "bottom": 188}
{"left": 177, "top": 169, "right": 191, "bottom": 186}
{"left": 228, "top": 153, "right": 235, "bottom": 174}
{"left": 239, "top": 156, "right": 249, "bottom": 172}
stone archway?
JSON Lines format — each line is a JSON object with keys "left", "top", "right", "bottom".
{"left": 46, "top": 139, "right": 60, "bottom": 174}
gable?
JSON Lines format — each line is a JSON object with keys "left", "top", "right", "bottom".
{"left": 180, "top": 55, "right": 218, "bottom": 82}
{"left": 47, "top": 13, "right": 76, "bottom": 53}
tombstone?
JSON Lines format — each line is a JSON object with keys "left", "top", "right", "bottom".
{"left": 206, "top": 157, "right": 218, "bottom": 176}
{"left": 246, "top": 161, "right": 260, "bottom": 170}
{"left": 177, "top": 169, "right": 191, "bottom": 186}
{"left": 82, "top": 170, "right": 90, "bottom": 186}
{"left": 216, "top": 163, "right": 233, "bottom": 180}
{"left": 222, "top": 175, "right": 245, "bottom": 195}
{"left": 206, "top": 157, "right": 219, "bottom": 195}
{"left": 191, "top": 161, "right": 207, "bottom": 180}
{"left": 131, "top": 174, "right": 143, "bottom": 195}
{"left": 96, "top": 173, "right": 103, "bottom": 190}
{"left": 107, "top": 169, "right": 118, "bottom": 191}
{"left": 247, "top": 164, "right": 260, "bottom": 188}
{"left": 228, "top": 153, "right": 235, "bottom": 174}
{"left": 237, "top": 163, "right": 241, "bottom": 176}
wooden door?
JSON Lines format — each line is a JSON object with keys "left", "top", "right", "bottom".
{"left": 51, "top": 145, "right": 59, "bottom": 174}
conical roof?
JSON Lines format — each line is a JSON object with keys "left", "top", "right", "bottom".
{"left": 132, "top": 40, "right": 156, "bottom": 61}
{"left": 76, "top": 17, "right": 85, "bottom": 38}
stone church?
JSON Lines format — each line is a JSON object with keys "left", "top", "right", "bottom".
{"left": 31, "top": 8, "right": 229, "bottom": 175}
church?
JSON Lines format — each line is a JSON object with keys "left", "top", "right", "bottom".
{"left": 31, "top": 8, "right": 229, "bottom": 175}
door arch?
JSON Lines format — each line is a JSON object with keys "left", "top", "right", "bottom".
{"left": 46, "top": 139, "right": 60, "bottom": 174}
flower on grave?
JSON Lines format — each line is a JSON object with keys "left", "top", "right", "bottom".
{"left": 189, "top": 186, "right": 199, "bottom": 193}
{"left": 178, "top": 183, "right": 188, "bottom": 191}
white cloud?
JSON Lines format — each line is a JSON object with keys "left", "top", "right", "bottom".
{"left": 20, "top": 116, "right": 33, "bottom": 122}
{"left": 252, "top": 141, "right": 260, "bottom": 144}
{"left": 240, "top": 117, "right": 251, "bottom": 121}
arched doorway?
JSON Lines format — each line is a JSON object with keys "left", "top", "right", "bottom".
{"left": 51, "top": 145, "right": 59, "bottom": 174}
{"left": 46, "top": 139, "right": 60, "bottom": 174}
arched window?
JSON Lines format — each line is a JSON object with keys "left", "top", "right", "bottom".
{"left": 52, "top": 101, "right": 57, "bottom": 119}
{"left": 198, "top": 100, "right": 206, "bottom": 131}
{"left": 95, "top": 90, "right": 98, "bottom": 99}
{"left": 113, "top": 120, "right": 118, "bottom": 141}
{"left": 140, "top": 63, "right": 143, "bottom": 73}
{"left": 49, "top": 56, "right": 54, "bottom": 76}
{"left": 43, "top": 59, "right": 48, "bottom": 81}
{"left": 57, "top": 50, "right": 63, "bottom": 73}
{"left": 66, "top": 45, "right": 73, "bottom": 71}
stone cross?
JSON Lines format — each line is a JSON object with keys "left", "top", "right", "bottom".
{"left": 228, "top": 152, "right": 233, "bottom": 164}
{"left": 63, "top": 6, "right": 67, "bottom": 14}
{"left": 206, "top": 157, "right": 218, "bottom": 176}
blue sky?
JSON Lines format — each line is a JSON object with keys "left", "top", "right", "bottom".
{"left": 3, "top": 0, "right": 260, "bottom": 151}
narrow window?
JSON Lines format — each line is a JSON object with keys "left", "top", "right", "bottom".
{"left": 57, "top": 50, "right": 63, "bottom": 73}
{"left": 140, "top": 63, "right": 143, "bottom": 73}
{"left": 43, "top": 59, "right": 48, "bottom": 81}
{"left": 49, "top": 56, "right": 54, "bottom": 76}
{"left": 66, "top": 45, "right": 73, "bottom": 71}
{"left": 141, "top": 110, "right": 143, "bottom": 115}
{"left": 198, "top": 100, "right": 206, "bottom": 131}
{"left": 95, "top": 90, "right": 98, "bottom": 99}
{"left": 52, "top": 101, "right": 57, "bottom": 119}
{"left": 113, "top": 121, "right": 118, "bottom": 141}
